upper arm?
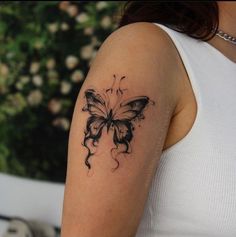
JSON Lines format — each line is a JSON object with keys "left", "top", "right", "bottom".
{"left": 61, "top": 22, "right": 182, "bottom": 237}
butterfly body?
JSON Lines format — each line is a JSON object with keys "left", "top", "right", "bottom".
{"left": 106, "top": 109, "right": 114, "bottom": 133}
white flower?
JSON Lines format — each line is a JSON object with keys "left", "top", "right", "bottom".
{"left": 47, "top": 70, "right": 59, "bottom": 85}
{"left": 47, "top": 70, "right": 59, "bottom": 80}
{"left": 100, "top": 16, "right": 112, "bottom": 29}
{"left": 32, "top": 75, "right": 43, "bottom": 87}
{"left": 52, "top": 117, "right": 70, "bottom": 130}
{"left": 6, "top": 52, "right": 15, "bottom": 59}
{"left": 20, "top": 75, "right": 30, "bottom": 84}
{"left": 0, "top": 63, "right": 9, "bottom": 77}
{"left": 65, "top": 55, "right": 79, "bottom": 69}
{"left": 92, "top": 50, "right": 97, "bottom": 59}
{"left": 16, "top": 82, "right": 24, "bottom": 90}
{"left": 88, "top": 50, "right": 97, "bottom": 67}
{"left": 71, "top": 69, "right": 84, "bottom": 82}
{"left": 48, "top": 99, "right": 62, "bottom": 114}
{"left": 59, "top": 1, "right": 70, "bottom": 11}
{"left": 96, "top": 1, "right": 108, "bottom": 10}
{"left": 91, "top": 36, "right": 101, "bottom": 47}
{"left": 34, "top": 41, "right": 43, "bottom": 49}
{"left": 66, "top": 5, "right": 78, "bottom": 17}
{"left": 61, "top": 22, "right": 70, "bottom": 31}
{"left": 27, "top": 90, "right": 43, "bottom": 106}
{"left": 47, "top": 23, "right": 59, "bottom": 33}
{"left": 7, "top": 93, "right": 26, "bottom": 111}
{"left": 84, "top": 27, "right": 94, "bottom": 36}
{"left": 46, "top": 58, "right": 56, "bottom": 70}
{"left": 80, "top": 45, "right": 94, "bottom": 60}
{"left": 30, "top": 62, "right": 40, "bottom": 74}
{"left": 0, "top": 85, "right": 7, "bottom": 95}
{"left": 76, "top": 12, "right": 89, "bottom": 23}
{"left": 60, "top": 81, "right": 72, "bottom": 94}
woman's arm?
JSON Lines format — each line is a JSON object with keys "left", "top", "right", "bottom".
{"left": 61, "top": 22, "right": 182, "bottom": 237}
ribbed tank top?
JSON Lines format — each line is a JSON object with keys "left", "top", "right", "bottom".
{"left": 135, "top": 23, "right": 236, "bottom": 237}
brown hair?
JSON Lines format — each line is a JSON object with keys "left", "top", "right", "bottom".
{"left": 118, "top": 1, "right": 219, "bottom": 41}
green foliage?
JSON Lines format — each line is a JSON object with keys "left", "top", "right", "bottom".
{"left": 0, "top": 1, "right": 123, "bottom": 182}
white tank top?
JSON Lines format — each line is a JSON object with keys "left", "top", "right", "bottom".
{"left": 135, "top": 23, "right": 236, "bottom": 237}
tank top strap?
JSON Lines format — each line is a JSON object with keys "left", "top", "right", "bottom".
{"left": 152, "top": 22, "right": 204, "bottom": 154}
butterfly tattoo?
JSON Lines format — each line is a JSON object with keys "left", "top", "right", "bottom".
{"left": 82, "top": 74, "right": 155, "bottom": 172}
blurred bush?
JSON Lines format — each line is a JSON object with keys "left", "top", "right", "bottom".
{"left": 0, "top": 1, "right": 123, "bottom": 182}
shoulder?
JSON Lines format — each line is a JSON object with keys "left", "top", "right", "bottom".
{"left": 107, "top": 22, "right": 176, "bottom": 49}
{"left": 98, "top": 22, "right": 180, "bottom": 65}
{"left": 88, "top": 22, "right": 183, "bottom": 109}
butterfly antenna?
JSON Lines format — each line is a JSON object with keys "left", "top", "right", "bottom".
{"left": 106, "top": 74, "right": 117, "bottom": 93}
{"left": 117, "top": 75, "right": 126, "bottom": 95}
{"left": 150, "top": 99, "right": 156, "bottom": 105}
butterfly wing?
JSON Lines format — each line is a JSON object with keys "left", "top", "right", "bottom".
{"left": 111, "top": 96, "right": 151, "bottom": 157}
{"left": 85, "top": 116, "right": 106, "bottom": 141}
{"left": 82, "top": 89, "right": 108, "bottom": 118}
{"left": 112, "top": 120, "right": 133, "bottom": 156}
{"left": 113, "top": 96, "right": 150, "bottom": 121}
{"left": 113, "top": 120, "right": 133, "bottom": 143}
{"left": 82, "top": 89, "right": 108, "bottom": 170}
{"left": 83, "top": 115, "right": 106, "bottom": 169}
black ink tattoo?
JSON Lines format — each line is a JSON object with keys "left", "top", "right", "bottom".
{"left": 82, "top": 74, "right": 155, "bottom": 172}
